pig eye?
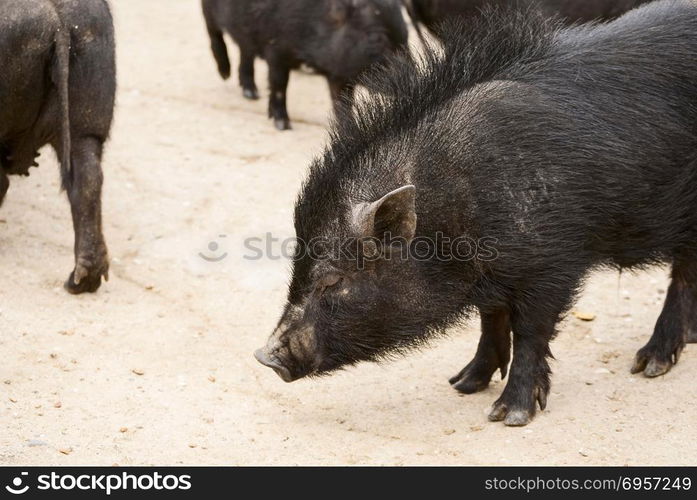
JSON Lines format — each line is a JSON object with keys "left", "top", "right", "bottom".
{"left": 316, "top": 273, "right": 342, "bottom": 294}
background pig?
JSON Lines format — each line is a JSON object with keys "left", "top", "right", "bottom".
{"left": 0, "top": 0, "right": 116, "bottom": 294}
{"left": 202, "top": 0, "right": 409, "bottom": 130}
{"left": 404, "top": 0, "right": 654, "bottom": 37}
{"left": 256, "top": 0, "right": 697, "bottom": 426}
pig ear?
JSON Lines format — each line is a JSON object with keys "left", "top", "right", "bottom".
{"left": 352, "top": 185, "right": 417, "bottom": 241}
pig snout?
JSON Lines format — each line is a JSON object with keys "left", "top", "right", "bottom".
{"left": 255, "top": 306, "right": 321, "bottom": 382}
{"left": 254, "top": 347, "right": 294, "bottom": 383}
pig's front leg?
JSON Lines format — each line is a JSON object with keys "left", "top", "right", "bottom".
{"left": 265, "top": 51, "right": 291, "bottom": 131}
{"left": 488, "top": 307, "right": 559, "bottom": 426}
{"left": 63, "top": 136, "right": 109, "bottom": 294}
{"left": 450, "top": 308, "right": 511, "bottom": 394}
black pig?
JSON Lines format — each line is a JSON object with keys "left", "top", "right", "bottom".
{"left": 202, "top": 0, "right": 408, "bottom": 130}
{"left": 256, "top": 0, "right": 697, "bottom": 426}
{"left": 0, "top": 0, "right": 115, "bottom": 294}
{"left": 404, "top": 0, "right": 654, "bottom": 36}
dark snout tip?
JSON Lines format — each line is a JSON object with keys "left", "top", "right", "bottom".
{"left": 254, "top": 348, "right": 294, "bottom": 383}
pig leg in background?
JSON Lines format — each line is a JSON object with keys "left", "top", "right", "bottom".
{"left": 328, "top": 78, "right": 355, "bottom": 116}
{"left": 0, "top": 170, "right": 8, "bottom": 207}
{"left": 632, "top": 259, "right": 696, "bottom": 376}
{"left": 688, "top": 307, "right": 697, "bottom": 343}
{"left": 450, "top": 308, "right": 511, "bottom": 394}
{"left": 63, "top": 136, "right": 109, "bottom": 294}
{"left": 239, "top": 46, "right": 258, "bottom": 100}
{"left": 265, "top": 52, "right": 291, "bottom": 131}
{"left": 203, "top": 9, "right": 231, "bottom": 80}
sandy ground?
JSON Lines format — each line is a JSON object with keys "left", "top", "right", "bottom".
{"left": 1, "top": 0, "right": 696, "bottom": 466}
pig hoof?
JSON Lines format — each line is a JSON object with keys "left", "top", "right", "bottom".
{"left": 242, "top": 88, "right": 259, "bottom": 100}
{"left": 488, "top": 402, "right": 534, "bottom": 427}
{"left": 449, "top": 363, "right": 493, "bottom": 394}
{"left": 631, "top": 343, "right": 683, "bottom": 378}
{"left": 64, "top": 272, "right": 102, "bottom": 294}
{"left": 64, "top": 260, "right": 109, "bottom": 295}
{"left": 487, "top": 401, "right": 508, "bottom": 422}
{"left": 487, "top": 383, "right": 547, "bottom": 426}
{"left": 273, "top": 118, "right": 291, "bottom": 131}
{"left": 504, "top": 410, "right": 532, "bottom": 427}
{"left": 644, "top": 358, "right": 672, "bottom": 378}
{"left": 64, "top": 270, "right": 104, "bottom": 294}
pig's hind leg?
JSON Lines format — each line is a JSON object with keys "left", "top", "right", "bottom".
{"left": 62, "top": 136, "right": 109, "bottom": 294}
{"left": 632, "top": 260, "right": 696, "bottom": 377}
{"left": 450, "top": 308, "right": 511, "bottom": 394}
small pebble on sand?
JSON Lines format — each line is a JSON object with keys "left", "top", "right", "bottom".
{"left": 573, "top": 311, "right": 596, "bottom": 321}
